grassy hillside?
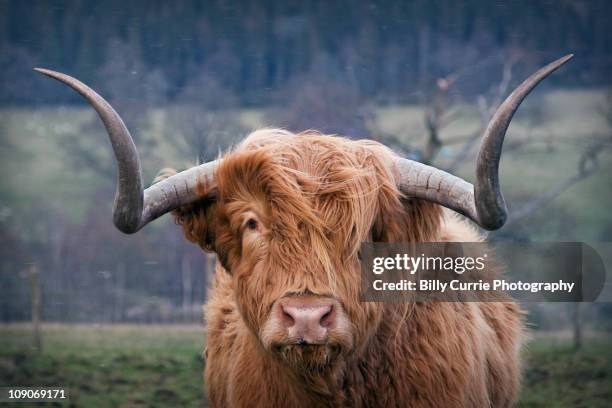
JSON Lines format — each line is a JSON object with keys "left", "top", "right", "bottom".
{"left": 0, "top": 324, "right": 610, "bottom": 407}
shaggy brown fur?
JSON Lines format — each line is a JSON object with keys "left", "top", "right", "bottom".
{"left": 171, "top": 129, "right": 524, "bottom": 407}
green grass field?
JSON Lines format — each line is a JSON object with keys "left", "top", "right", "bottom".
{"left": 0, "top": 324, "right": 206, "bottom": 407}
{"left": 521, "top": 334, "right": 612, "bottom": 408}
{"left": 0, "top": 324, "right": 610, "bottom": 407}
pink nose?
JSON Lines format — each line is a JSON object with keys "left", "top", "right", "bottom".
{"left": 279, "top": 297, "right": 336, "bottom": 344}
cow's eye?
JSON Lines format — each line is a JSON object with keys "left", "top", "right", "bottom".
{"left": 245, "top": 218, "right": 258, "bottom": 230}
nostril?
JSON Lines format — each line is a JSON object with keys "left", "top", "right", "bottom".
{"left": 319, "top": 305, "right": 334, "bottom": 328}
{"left": 280, "top": 305, "right": 295, "bottom": 327}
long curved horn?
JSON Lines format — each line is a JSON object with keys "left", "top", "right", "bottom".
{"left": 395, "top": 54, "right": 573, "bottom": 230}
{"left": 34, "top": 68, "right": 217, "bottom": 233}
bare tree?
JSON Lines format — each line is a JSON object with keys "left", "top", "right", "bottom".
{"left": 506, "top": 138, "right": 609, "bottom": 226}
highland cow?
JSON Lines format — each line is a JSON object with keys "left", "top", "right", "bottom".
{"left": 35, "top": 54, "right": 571, "bottom": 407}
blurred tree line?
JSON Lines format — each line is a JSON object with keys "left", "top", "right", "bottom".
{"left": 1, "top": 0, "right": 611, "bottom": 106}
{"left": 0, "top": 193, "right": 214, "bottom": 323}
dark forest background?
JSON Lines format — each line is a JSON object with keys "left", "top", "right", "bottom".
{"left": 1, "top": 0, "right": 611, "bottom": 326}
{"left": 2, "top": 0, "right": 611, "bottom": 106}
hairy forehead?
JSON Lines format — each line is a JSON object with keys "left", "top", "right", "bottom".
{"left": 218, "top": 129, "right": 396, "bottom": 203}
{"left": 212, "top": 129, "right": 402, "bottom": 253}
{"left": 234, "top": 129, "right": 394, "bottom": 180}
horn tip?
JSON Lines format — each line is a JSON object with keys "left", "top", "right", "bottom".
{"left": 33, "top": 67, "right": 57, "bottom": 77}
{"left": 555, "top": 54, "right": 574, "bottom": 67}
{"left": 482, "top": 215, "right": 507, "bottom": 231}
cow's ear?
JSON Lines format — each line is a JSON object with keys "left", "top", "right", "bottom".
{"left": 173, "top": 188, "right": 219, "bottom": 252}
{"left": 154, "top": 167, "right": 220, "bottom": 252}
{"left": 373, "top": 197, "right": 442, "bottom": 243}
